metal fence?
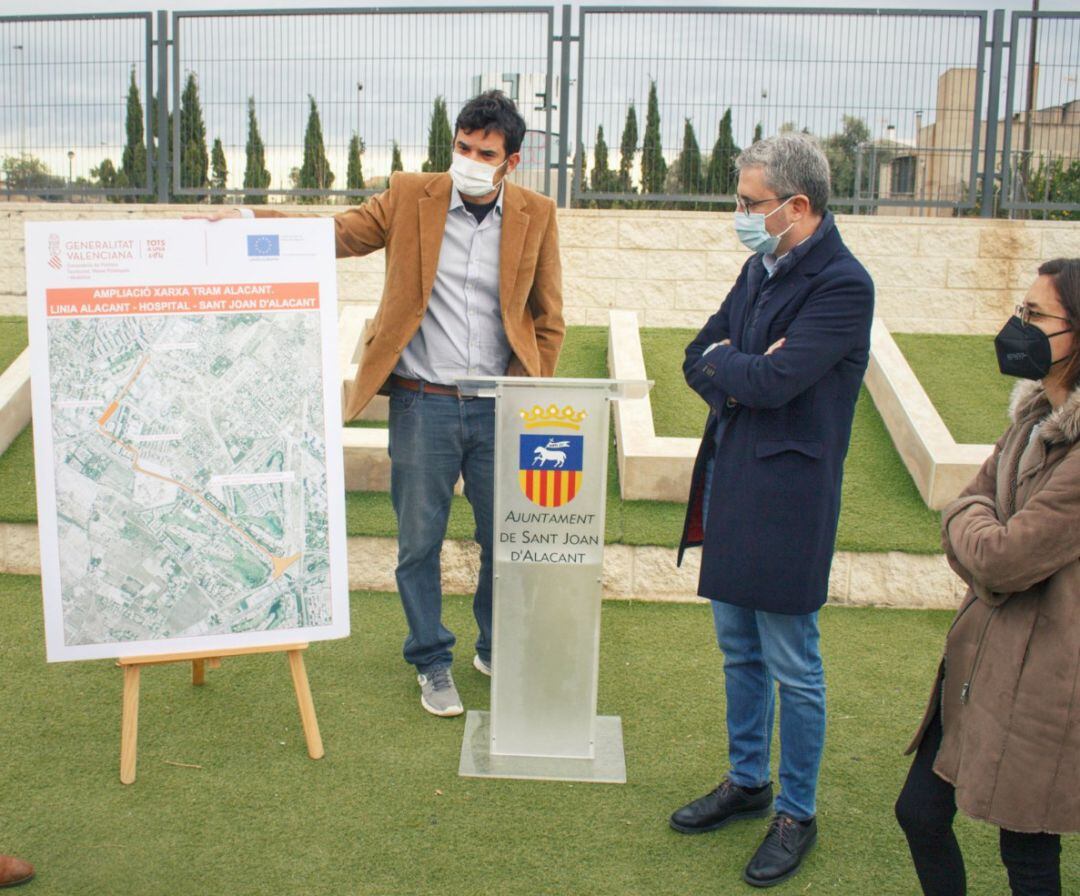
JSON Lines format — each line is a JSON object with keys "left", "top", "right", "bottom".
{"left": 573, "top": 7, "right": 989, "bottom": 212}
{"left": 0, "top": 13, "right": 154, "bottom": 198}
{"left": 1000, "top": 10, "right": 1080, "bottom": 217}
{"left": 171, "top": 6, "right": 555, "bottom": 200}
{"left": 0, "top": 6, "right": 1076, "bottom": 218}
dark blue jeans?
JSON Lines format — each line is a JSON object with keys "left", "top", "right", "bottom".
{"left": 388, "top": 386, "right": 495, "bottom": 674}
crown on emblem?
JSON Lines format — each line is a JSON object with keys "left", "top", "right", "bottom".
{"left": 520, "top": 404, "right": 587, "bottom": 431}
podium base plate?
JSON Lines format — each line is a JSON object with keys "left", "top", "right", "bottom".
{"left": 457, "top": 711, "right": 626, "bottom": 783}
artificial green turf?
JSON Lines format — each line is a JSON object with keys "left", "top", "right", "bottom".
{"left": 556, "top": 324, "right": 610, "bottom": 379}
{"left": 0, "top": 315, "right": 28, "bottom": 373}
{"left": 894, "top": 334, "right": 1013, "bottom": 445}
{"left": 0, "top": 318, "right": 36, "bottom": 524}
{"left": 837, "top": 388, "right": 942, "bottom": 552}
{"left": 640, "top": 327, "right": 704, "bottom": 438}
{"left": 0, "top": 427, "right": 35, "bottom": 524}
{"left": 0, "top": 326, "right": 982, "bottom": 553}
{"left": 1, "top": 574, "right": 1074, "bottom": 895}
{"left": 641, "top": 329, "right": 943, "bottom": 553}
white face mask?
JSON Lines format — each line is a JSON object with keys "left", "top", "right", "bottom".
{"left": 733, "top": 196, "right": 796, "bottom": 255}
{"left": 449, "top": 153, "right": 507, "bottom": 198}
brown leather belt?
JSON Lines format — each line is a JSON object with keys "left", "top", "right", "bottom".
{"left": 388, "top": 374, "right": 469, "bottom": 398}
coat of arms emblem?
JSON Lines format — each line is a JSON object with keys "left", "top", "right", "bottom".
{"left": 517, "top": 404, "right": 586, "bottom": 508}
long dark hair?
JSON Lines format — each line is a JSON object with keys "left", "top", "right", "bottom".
{"left": 1038, "top": 257, "right": 1080, "bottom": 391}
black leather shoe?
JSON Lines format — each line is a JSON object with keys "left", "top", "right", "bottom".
{"left": 743, "top": 813, "right": 817, "bottom": 888}
{"left": 669, "top": 778, "right": 773, "bottom": 833}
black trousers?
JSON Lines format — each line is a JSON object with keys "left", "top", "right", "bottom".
{"left": 895, "top": 709, "right": 1062, "bottom": 896}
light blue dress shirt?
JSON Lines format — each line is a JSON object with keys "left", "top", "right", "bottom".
{"left": 394, "top": 184, "right": 511, "bottom": 385}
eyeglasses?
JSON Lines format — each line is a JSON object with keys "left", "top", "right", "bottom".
{"left": 1014, "top": 303, "right": 1072, "bottom": 327}
{"left": 735, "top": 194, "right": 794, "bottom": 214}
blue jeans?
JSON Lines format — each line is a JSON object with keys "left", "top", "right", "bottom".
{"left": 388, "top": 386, "right": 495, "bottom": 674}
{"left": 703, "top": 456, "right": 826, "bottom": 821}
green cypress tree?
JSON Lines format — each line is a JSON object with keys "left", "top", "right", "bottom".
{"left": 243, "top": 97, "right": 271, "bottom": 204}
{"left": 148, "top": 93, "right": 173, "bottom": 199}
{"left": 210, "top": 138, "right": 227, "bottom": 203}
{"left": 573, "top": 142, "right": 592, "bottom": 208}
{"left": 421, "top": 96, "right": 453, "bottom": 173}
{"left": 346, "top": 133, "right": 365, "bottom": 203}
{"left": 178, "top": 73, "right": 209, "bottom": 199}
{"left": 390, "top": 140, "right": 404, "bottom": 174}
{"left": 590, "top": 125, "right": 617, "bottom": 193}
{"left": 706, "top": 108, "right": 740, "bottom": 196}
{"left": 640, "top": 81, "right": 667, "bottom": 194}
{"left": 297, "top": 95, "right": 334, "bottom": 202}
{"left": 753, "top": 122, "right": 763, "bottom": 144}
{"left": 676, "top": 118, "right": 703, "bottom": 194}
{"left": 120, "top": 68, "right": 147, "bottom": 200}
{"left": 617, "top": 104, "right": 638, "bottom": 193}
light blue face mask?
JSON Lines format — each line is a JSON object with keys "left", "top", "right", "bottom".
{"left": 733, "top": 196, "right": 796, "bottom": 255}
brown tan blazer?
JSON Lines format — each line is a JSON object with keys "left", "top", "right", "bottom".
{"left": 260, "top": 171, "right": 564, "bottom": 420}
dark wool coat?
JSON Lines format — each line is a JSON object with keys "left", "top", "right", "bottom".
{"left": 907, "top": 379, "right": 1080, "bottom": 834}
{"left": 677, "top": 214, "right": 874, "bottom": 615}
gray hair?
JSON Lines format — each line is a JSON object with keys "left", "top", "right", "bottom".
{"left": 735, "top": 132, "right": 831, "bottom": 215}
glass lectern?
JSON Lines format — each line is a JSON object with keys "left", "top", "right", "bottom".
{"left": 455, "top": 376, "right": 651, "bottom": 784}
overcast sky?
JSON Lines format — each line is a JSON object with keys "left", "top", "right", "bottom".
{"left": 2, "top": 1, "right": 1075, "bottom": 192}
{"left": 5, "top": 1, "right": 1078, "bottom": 13}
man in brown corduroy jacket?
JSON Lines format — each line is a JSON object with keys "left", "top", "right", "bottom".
{"left": 217, "top": 90, "right": 564, "bottom": 717}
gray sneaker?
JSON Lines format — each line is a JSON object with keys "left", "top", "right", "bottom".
{"left": 417, "top": 666, "right": 464, "bottom": 717}
{"left": 472, "top": 654, "right": 492, "bottom": 677}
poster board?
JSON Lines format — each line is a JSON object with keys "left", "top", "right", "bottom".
{"left": 25, "top": 219, "right": 349, "bottom": 662}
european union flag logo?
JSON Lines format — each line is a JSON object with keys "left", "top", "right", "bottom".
{"left": 247, "top": 234, "right": 280, "bottom": 257}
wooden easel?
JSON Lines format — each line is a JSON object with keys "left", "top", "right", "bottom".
{"left": 117, "top": 642, "right": 324, "bottom": 784}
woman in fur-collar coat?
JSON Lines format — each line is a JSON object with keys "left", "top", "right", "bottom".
{"left": 896, "top": 258, "right": 1080, "bottom": 896}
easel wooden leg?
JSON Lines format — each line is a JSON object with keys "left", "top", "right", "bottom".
{"left": 287, "top": 649, "right": 324, "bottom": 760}
{"left": 120, "top": 664, "right": 141, "bottom": 784}
{"left": 118, "top": 643, "right": 321, "bottom": 782}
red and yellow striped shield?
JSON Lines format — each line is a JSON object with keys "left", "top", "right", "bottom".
{"left": 518, "top": 434, "right": 584, "bottom": 508}
{"left": 518, "top": 468, "right": 583, "bottom": 508}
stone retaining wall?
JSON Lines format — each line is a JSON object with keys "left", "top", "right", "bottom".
{"left": 3, "top": 203, "right": 1077, "bottom": 334}
{"left": 0, "top": 522, "right": 964, "bottom": 610}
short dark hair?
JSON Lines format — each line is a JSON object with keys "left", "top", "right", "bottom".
{"left": 1038, "top": 257, "right": 1080, "bottom": 391}
{"left": 455, "top": 90, "right": 527, "bottom": 157}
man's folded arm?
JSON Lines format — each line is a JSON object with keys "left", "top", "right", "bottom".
{"left": 701, "top": 275, "right": 873, "bottom": 409}
{"left": 684, "top": 290, "right": 735, "bottom": 410}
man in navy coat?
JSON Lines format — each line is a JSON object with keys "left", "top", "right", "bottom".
{"left": 671, "top": 132, "right": 874, "bottom": 888}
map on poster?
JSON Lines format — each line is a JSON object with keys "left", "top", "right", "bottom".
{"left": 25, "top": 219, "right": 349, "bottom": 662}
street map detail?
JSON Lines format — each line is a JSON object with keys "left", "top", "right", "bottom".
{"left": 27, "top": 220, "right": 349, "bottom": 661}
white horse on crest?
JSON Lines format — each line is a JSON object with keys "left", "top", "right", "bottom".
{"left": 532, "top": 445, "right": 567, "bottom": 468}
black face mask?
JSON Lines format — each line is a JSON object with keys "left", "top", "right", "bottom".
{"left": 994, "top": 316, "right": 1072, "bottom": 380}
